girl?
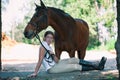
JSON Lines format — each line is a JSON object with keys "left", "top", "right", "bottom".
{"left": 28, "top": 31, "right": 107, "bottom": 77}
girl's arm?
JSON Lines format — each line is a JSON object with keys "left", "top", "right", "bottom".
{"left": 49, "top": 51, "right": 59, "bottom": 63}
{"left": 52, "top": 54, "right": 59, "bottom": 63}
{"left": 28, "top": 46, "right": 45, "bottom": 77}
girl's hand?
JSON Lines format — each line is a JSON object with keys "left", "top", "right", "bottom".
{"left": 27, "top": 73, "right": 37, "bottom": 78}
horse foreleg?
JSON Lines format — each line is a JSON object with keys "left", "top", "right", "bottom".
{"left": 77, "top": 50, "right": 86, "bottom": 59}
{"left": 55, "top": 49, "right": 62, "bottom": 59}
{"left": 68, "top": 50, "right": 75, "bottom": 58}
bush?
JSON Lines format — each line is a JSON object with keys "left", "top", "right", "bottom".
{"left": 87, "top": 34, "right": 101, "bottom": 50}
{"left": 87, "top": 39, "right": 116, "bottom": 51}
{"left": 105, "top": 39, "right": 116, "bottom": 51}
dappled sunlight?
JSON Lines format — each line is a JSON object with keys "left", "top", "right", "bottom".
{"left": 101, "top": 70, "right": 118, "bottom": 75}
{"left": 1, "top": 67, "right": 118, "bottom": 80}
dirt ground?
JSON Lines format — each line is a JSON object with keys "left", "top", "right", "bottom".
{"left": 0, "top": 43, "right": 119, "bottom": 80}
{"left": 0, "top": 70, "right": 118, "bottom": 80}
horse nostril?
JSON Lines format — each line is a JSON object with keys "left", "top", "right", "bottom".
{"left": 24, "top": 30, "right": 35, "bottom": 39}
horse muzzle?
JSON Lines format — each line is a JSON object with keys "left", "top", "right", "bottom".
{"left": 24, "top": 30, "right": 36, "bottom": 39}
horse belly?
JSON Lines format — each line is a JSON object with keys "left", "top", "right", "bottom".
{"left": 55, "top": 40, "right": 74, "bottom": 51}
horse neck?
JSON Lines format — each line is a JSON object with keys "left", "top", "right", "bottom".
{"left": 48, "top": 8, "right": 75, "bottom": 40}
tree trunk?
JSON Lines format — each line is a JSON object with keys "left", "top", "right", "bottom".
{"left": 115, "top": 0, "right": 120, "bottom": 79}
{"left": 0, "top": 34, "right": 1, "bottom": 71}
{"left": 0, "top": 4, "right": 2, "bottom": 71}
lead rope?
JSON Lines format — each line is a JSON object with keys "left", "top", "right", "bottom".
{"left": 36, "top": 34, "right": 54, "bottom": 65}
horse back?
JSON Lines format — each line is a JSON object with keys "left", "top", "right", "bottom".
{"left": 75, "top": 19, "right": 89, "bottom": 29}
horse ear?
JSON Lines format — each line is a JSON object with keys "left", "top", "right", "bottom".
{"left": 35, "top": 3, "right": 39, "bottom": 8}
{"left": 40, "top": 0, "right": 46, "bottom": 9}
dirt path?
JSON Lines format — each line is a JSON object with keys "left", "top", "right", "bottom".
{"left": 0, "top": 70, "right": 118, "bottom": 80}
{"left": 1, "top": 43, "right": 119, "bottom": 80}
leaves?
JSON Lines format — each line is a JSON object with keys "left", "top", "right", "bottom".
{"left": 14, "top": 0, "right": 116, "bottom": 50}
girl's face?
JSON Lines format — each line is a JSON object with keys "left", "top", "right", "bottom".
{"left": 44, "top": 34, "right": 54, "bottom": 45}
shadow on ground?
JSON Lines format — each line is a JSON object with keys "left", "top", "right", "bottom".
{"left": 0, "top": 70, "right": 118, "bottom": 80}
{"left": 0, "top": 59, "right": 119, "bottom": 80}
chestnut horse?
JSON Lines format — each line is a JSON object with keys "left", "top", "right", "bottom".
{"left": 24, "top": 0, "right": 89, "bottom": 59}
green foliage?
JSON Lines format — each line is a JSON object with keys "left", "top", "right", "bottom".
{"left": 88, "top": 39, "right": 116, "bottom": 51}
{"left": 14, "top": 0, "right": 116, "bottom": 50}
{"left": 87, "top": 34, "right": 101, "bottom": 50}
{"left": 105, "top": 39, "right": 116, "bottom": 51}
{"left": 104, "top": 11, "right": 115, "bottom": 28}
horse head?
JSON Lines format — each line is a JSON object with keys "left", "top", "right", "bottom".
{"left": 24, "top": 0, "right": 48, "bottom": 39}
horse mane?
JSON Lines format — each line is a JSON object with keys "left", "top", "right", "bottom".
{"left": 35, "top": 6, "right": 76, "bottom": 25}
{"left": 49, "top": 7, "right": 76, "bottom": 24}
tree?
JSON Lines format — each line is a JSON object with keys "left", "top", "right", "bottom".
{"left": 115, "top": 0, "right": 120, "bottom": 79}
{"left": 0, "top": 0, "right": 2, "bottom": 71}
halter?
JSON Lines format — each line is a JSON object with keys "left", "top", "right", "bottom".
{"left": 28, "top": 11, "right": 54, "bottom": 66}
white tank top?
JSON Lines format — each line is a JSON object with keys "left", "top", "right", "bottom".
{"left": 41, "top": 41, "right": 56, "bottom": 71}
